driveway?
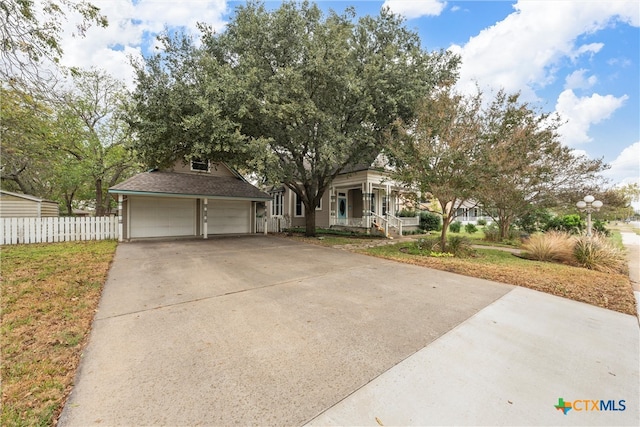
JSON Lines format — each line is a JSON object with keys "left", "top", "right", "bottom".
{"left": 59, "top": 236, "right": 639, "bottom": 426}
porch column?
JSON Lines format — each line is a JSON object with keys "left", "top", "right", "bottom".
{"left": 203, "top": 198, "right": 208, "bottom": 239}
{"left": 117, "top": 194, "right": 123, "bottom": 242}
{"left": 363, "top": 181, "right": 372, "bottom": 231}
{"left": 329, "top": 186, "right": 336, "bottom": 226}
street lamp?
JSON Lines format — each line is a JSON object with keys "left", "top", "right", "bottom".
{"left": 576, "top": 195, "right": 603, "bottom": 237}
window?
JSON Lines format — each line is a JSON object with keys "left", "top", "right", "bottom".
{"left": 190, "top": 159, "right": 209, "bottom": 172}
{"left": 382, "top": 195, "right": 387, "bottom": 216}
{"left": 294, "top": 192, "right": 321, "bottom": 216}
{"left": 271, "top": 192, "right": 283, "bottom": 216}
{"left": 295, "top": 193, "right": 303, "bottom": 217}
{"left": 370, "top": 193, "right": 376, "bottom": 214}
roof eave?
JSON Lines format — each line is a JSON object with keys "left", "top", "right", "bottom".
{"left": 108, "top": 189, "right": 271, "bottom": 201}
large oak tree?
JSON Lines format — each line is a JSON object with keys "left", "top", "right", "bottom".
{"left": 130, "top": 1, "right": 459, "bottom": 236}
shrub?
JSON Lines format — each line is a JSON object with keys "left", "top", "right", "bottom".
{"left": 483, "top": 223, "right": 500, "bottom": 242}
{"left": 446, "top": 235, "right": 476, "bottom": 257}
{"left": 544, "top": 214, "right": 585, "bottom": 234}
{"left": 464, "top": 223, "right": 478, "bottom": 234}
{"left": 573, "top": 234, "right": 626, "bottom": 274}
{"left": 522, "top": 232, "right": 574, "bottom": 263}
{"left": 407, "top": 237, "right": 440, "bottom": 255}
{"left": 476, "top": 218, "right": 487, "bottom": 226}
{"left": 419, "top": 212, "right": 441, "bottom": 232}
{"left": 593, "top": 220, "right": 610, "bottom": 236}
{"left": 397, "top": 209, "right": 417, "bottom": 217}
{"left": 516, "top": 209, "right": 553, "bottom": 234}
{"left": 449, "top": 221, "right": 462, "bottom": 233}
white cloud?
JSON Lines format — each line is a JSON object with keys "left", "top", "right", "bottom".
{"left": 603, "top": 142, "right": 640, "bottom": 186}
{"left": 564, "top": 69, "right": 597, "bottom": 90}
{"left": 555, "top": 89, "right": 628, "bottom": 146}
{"left": 382, "top": 0, "right": 446, "bottom": 19}
{"left": 571, "top": 42, "right": 604, "bottom": 60}
{"left": 451, "top": 0, "right": 639, "bottom": 100}
{"left": 57, "top": 0, "right": 228, "bottom": 88}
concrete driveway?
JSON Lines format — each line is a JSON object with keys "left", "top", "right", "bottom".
{"left": 59, "top": 236, "right": 639, "bottom": 426}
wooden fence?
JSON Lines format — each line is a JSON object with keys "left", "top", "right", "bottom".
{"left": 0, "top": 216, "right": 118, "bottom": 245}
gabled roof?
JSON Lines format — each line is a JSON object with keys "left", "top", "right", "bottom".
{"left": 109, "top": 171, "right": 271, "bottom": 200}
{"left": 0, "top": 190, "right": 58, "bottom": 204}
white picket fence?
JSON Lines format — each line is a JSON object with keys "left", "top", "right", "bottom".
{"left": 0, "top": 216, "right": 118, "bottom": 245}
{"left": 255, "top": 217, "right": 283, "bottom": 234}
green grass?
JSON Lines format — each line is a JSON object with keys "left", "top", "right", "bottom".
{"left": 1, "top": 240, "right": 118, "bottom": 427}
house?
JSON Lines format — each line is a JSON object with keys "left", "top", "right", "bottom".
{"left": 267, "top": 157, "right": 418, "bottom": 235}
{"left": 453, "top": 200, "right": 492, "bottom": 225}
{"left": 109, "top": 160, "right": 271, "bottom": 241}
{"left": 0, "top": 190, "right": 59, "bottom": 218}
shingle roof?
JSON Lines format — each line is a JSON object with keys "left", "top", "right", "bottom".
{"left": 109, "top": 171, "right": 271, "bottom": 200}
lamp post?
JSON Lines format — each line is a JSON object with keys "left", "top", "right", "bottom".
{"left": 576, "top": 195, "right": 603, "bottom": 237}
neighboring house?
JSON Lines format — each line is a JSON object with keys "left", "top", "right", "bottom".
{"left": 109, "top": 160, "right": 271, "bottom": 241}
{"left": 0, "top": 190, "right": 59, "bottom": 218}
{"left": 453, "top": 200, "right": 492, "bottom": 225}
{"left": 268, "top": 156, "right": 418, "bottom": 234}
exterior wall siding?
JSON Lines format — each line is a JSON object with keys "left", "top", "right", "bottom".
{"left": 0, "top": 194, "right": 59, "bottom": 218}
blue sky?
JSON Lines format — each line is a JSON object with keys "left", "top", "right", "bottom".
{"left": 57, "top": 0, "right": 639, "bottom": 188}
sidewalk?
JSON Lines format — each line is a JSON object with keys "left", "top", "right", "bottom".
{"left": 306, "top": 286, "right": 640, "bottom": 426}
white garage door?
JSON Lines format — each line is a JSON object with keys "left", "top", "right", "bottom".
{"left": 208, "top": 200, "right": 250, "bottom": 234}
{"left": 130, "top": 197, "right": 196, "bottom": 238}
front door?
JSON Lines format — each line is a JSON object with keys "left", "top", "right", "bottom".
{"left": 337, "top": 193, "right": 347, "bottom": 222}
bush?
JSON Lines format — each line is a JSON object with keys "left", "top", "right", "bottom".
{"left": 476, "top": 218, "right": 487, "bottom": 226}
{"left": 573, "top": 234, "right": 626, "bottom": 274}
{"left": 449, "top": 221, "right": 462, "bottom": 233}
{"left": 446, "top": 235, "right": 476, "bottom": 257}
{"left": 483, "top": 223, "right": 500, "bottom": 242}
{"left": 522, "top": 232, "right": 574, "bottom": 263}
{"left": 593, "top": 220, "right": 610, "bottom": 236}
{"left": 464, "top": 223, "right": 478, "bottom": 234}
{"left": 407, "top": 237, "right": 440, "bottom": 255}
{"left": 397, "top": 209, "right": 417, "bottom": 217}
{"left": 516, "top": 209, "right": 553, "bottom": 234}
{"left": 544, "top": 214, "right": 585, "bottom": 234}
{"left": 419, "top": 212, "right": 441, "bottom": 232}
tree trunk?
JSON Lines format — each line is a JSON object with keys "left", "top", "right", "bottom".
{"left": 95, "top": 178, "right": 103, "bottom": 216}
{"left": 499, "top": 217, "right": 510, "bottom": 241}
{"left": 304, "top": 204, "right": 316, "bottom": 237}
{"left": 64, "top": 191, "right": 75, "bottom": 216}
{"left": 440, "top": 215, "right": 451, "bottom": 252}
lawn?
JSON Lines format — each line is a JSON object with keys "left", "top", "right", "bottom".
{"left": 362, "top": 242, "right": 636, "bottom": 316}
{"left": 1, "top": 240, "right": 118, "bottom": 427}
{"left": 284, "top": 231, "right": 635, "bottom": 315}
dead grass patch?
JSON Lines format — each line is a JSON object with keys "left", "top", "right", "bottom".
{"left": 362, "top": 244, "right": 636, "bottom": 316}
{"left": 1, "top": 240, "right": 117, "bottom": 427}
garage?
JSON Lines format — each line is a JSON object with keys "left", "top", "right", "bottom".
{"left": 208, "top": 200, "right": 250, "bottom": 234}
{"left": 109, "top": 161, "right": 271, "bottom": 241}
{"left": 129, "top": 197, "right": 196, "bottom": 238}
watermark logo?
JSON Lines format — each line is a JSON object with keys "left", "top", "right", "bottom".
{"left": 554, "top": 398, "right": 626, "bottom": 415}
{"left": 555, "top": 398, "right": 572, "bottom": 415}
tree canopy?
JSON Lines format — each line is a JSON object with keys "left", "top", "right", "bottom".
{"left": 130, "top": 0, "right": 459, "bottom": 236}
{"left": 388, "top": 86, "right": 484, "bottom": 250}
{"left": 1, "top": 0, "right": 107, "bottom": 90}
{"left": 388, "top": 88, "right": 608, "bottom": 242}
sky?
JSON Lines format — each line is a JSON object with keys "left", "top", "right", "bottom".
{"left": 55, "top": 0, "right": 640, "bottom": 190}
